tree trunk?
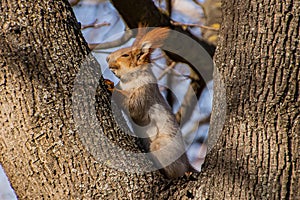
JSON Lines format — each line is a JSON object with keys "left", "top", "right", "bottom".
{"left": 0, "top": 0, "right": 298, "bottom": 199}
{"left": 201, "top": 0, "right": 299, "bottom": 199}
{"left": 0, "top": 1, "right": 160, "bottom": 199}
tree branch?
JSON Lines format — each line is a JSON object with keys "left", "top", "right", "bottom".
{"left": 110, "top": 0, "right": 215, "bottom": 56}
{"left": 81, "top": 19, "right": 110, "bottom": 30}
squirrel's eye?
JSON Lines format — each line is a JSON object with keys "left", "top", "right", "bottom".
{"left": 122, "top": 54, "right": 129, "bottom": 57}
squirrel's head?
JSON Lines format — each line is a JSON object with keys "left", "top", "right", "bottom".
{"left": 107, "top": 27, "right": 169, "bottom": 78}
{"left": 106, "top": 46, "right": 151, "bottom": 78}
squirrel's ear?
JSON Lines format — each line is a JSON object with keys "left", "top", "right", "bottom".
{"left": 132, "top": 42, "right": 152, "bottom": 64}
{"left": 141, "top": 42, "right": 152, "bottom": 54}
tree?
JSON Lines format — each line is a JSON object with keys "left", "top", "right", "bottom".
{"left": 0, "top": 0, "right": 298, "bottom": 199}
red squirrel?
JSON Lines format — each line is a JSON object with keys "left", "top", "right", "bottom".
{"left": 106, "top": 27, "right": 194, "bottom": 178}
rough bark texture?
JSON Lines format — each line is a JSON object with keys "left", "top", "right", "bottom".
{"left": 201, "top": 0, "right": 299, "bottom": 199}
{"left": 0, "top": 0, "right": 299, "bottom": 199}
{"left": 0, "top": 0, "right": 164, "bottom": 199}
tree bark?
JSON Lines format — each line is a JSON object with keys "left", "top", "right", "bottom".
{"left": 0, "top": 0, "right": 161, "bottom": 199}
{"left": 201, "top": 0, "right": 299, "bottom": 199}
{"left": 0, "top": 0, "right": 299, "bottom": 199}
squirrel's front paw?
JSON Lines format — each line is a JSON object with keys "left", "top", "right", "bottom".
{"left": 104, "top": 79, "right": 115, "bottom": 93}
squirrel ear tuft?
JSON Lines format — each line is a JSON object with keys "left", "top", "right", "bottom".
{"left": 135, "top": 27, "right": 170, "bottom": 49}
{"left": 133, "top": 23, "right": 148, "bottom": 46}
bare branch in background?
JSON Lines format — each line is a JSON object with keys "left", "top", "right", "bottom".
{"left": 69, "top": 0, "right": 80, "bottom": 6}
{"left": 157, "top": 61, "right": 176, "bottom": 80}
{"left": 110, "top": 0, "right": 215, "bottom": 55}
{"left": 171, "top": 21, "right": 219, "bottom": 31}
{"left": 199, "top": 24, "right": 220, "bottom": 31}
{"left": 165, "top": 0, "right": 172, "bottom": 17}
{"left": 175, "top": 70, "right": 203, "bottom": 125}
{"left": 198, "top": 114, "right": 211, "bottom": 127}
{"left": 153, "top": 63, "right": 194, "bottom": 81}
{"left": 89, "top": 29, "right": 133, "bottom": 50}
{"left": 81, "top": 19, "right": 110, "bottom": 30}
{"left": 151, "top": 54, "right": 165, "bottom": 61}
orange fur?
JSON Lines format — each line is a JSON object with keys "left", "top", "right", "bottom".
{"left": 134, "top": 27, "right": 170, "bottom": 49}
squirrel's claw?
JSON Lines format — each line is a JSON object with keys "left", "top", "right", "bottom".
{"left": 104, "top": 79, "right": 115, "bottom": 93}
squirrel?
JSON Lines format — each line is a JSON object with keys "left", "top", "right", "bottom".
{"left": 106, "top": 27, "right": 195, "bottom": 179}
